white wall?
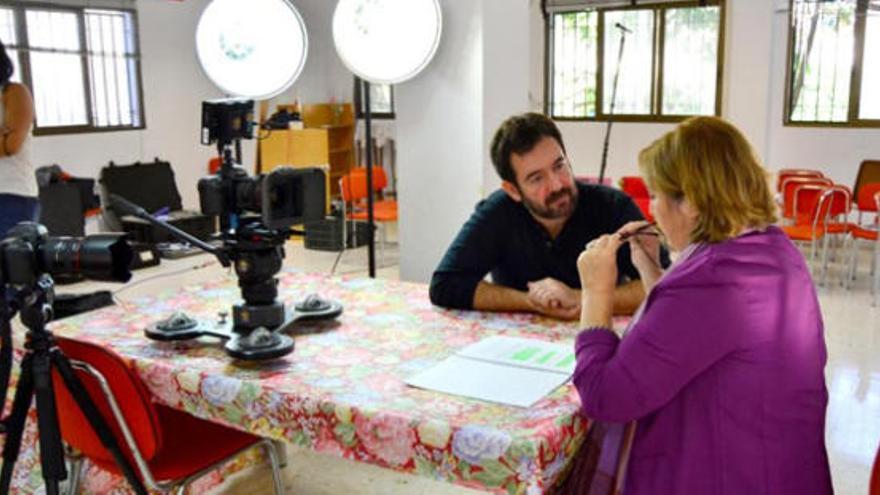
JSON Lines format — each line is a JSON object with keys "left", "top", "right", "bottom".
{"left": 396, "top": 0, "right": 484, "bottom": 283}
{"left": 395, "top": 0, "right": 534, "bottom": 283}
{"left": 481, "top": 0, "right": 531, "bottom": 195}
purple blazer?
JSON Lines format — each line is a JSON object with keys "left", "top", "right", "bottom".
{"left": 573, "top": 227, "right": 832, "bottom": 495}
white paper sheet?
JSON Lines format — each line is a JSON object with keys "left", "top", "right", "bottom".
{"left": 404, "top": 336, "right": 576, "bottom": 408}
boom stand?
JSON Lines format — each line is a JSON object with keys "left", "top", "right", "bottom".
{"left": 598, "top": 25, "right": 629, "bottom": 184}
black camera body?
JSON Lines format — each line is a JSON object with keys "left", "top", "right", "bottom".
{"left": 0, "top": 222, "right": 132, "bottom": 287}
{"left": 201, "top": 99, "right": 254, "bottom": 146}
{"left": 199, "top": 97, "right": 326, "bottom": 230}
{"left": 198, "top": 165, "right": 326, "bottom": 230}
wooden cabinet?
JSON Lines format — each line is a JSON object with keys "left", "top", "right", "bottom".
{"left": 259, "top": 102, "right": 355, "bottom": 198}
{"left": 302, "top": 103, "right": 355, "bottom": 196}
{"left": 259, "top": 128, "right": 330, "bottom": 211}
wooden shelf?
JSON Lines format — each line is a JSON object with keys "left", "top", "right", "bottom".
{"left": 302, "top": 103, "right": 355, "bottom": 197}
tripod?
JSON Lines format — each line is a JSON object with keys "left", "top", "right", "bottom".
{"left": 0, "top": 274, "right": 147, "bottom": 495}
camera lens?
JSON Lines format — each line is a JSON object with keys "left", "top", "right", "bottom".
{"left": 41, "top": 234, "right": 133, "bottom": 283}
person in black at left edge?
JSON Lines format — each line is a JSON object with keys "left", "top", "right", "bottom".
{"left": 430, "top": 113, "right": 665, "bottom": 320}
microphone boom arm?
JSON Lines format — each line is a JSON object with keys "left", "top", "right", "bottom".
{"left": 109, "top": 194, "right": 231, "bottom": 267}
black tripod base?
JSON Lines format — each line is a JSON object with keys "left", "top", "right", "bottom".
{"left": 224, "top": 330, "right": 294, "bottom": 360}
{"left": 143, "top": 294, "right": 343, "bottom": 361}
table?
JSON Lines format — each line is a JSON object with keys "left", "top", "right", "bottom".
{"left": 6, "top": 267, "right": 590, "bottom": 493}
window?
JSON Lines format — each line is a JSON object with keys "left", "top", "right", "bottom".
{"left": 0, "top": 1, "right": 144, "bottom": 134}
{"left": 354, "top": 77, "right": 395, "bottom": 119}
{"left": 786, "top": 0, "right": 880, "bottom": 125}
{"left": 546, "top": 1, "right": 724, "bottom": 121}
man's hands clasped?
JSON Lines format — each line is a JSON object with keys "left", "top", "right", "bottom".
{"left": 527, "top": 277, "right": 580, "bottom": 320}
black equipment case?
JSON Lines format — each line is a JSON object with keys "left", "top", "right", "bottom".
{"left": 100, "top": 159, "right": 216, "bottom": 244}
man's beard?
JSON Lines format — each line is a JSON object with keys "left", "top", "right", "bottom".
{"left": 520, "top": 185, "right": 578, "bottom": 220}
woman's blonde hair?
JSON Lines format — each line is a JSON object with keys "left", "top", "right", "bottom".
{"left": 638, "top": 116, "right": 777, "bottom": 244}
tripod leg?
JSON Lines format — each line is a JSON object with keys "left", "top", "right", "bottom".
{"left": 0, "top": 353, "right": 36, "bottom": 494}
{"left": 50, "top": 352, "right": 148, "bottom": 495}
{"left": 32, "top": 351, "right": 66, "bottom": 495}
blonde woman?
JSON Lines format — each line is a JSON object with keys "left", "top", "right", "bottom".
{"left": 573, "top": 117, "right": 832, "bottom": 494}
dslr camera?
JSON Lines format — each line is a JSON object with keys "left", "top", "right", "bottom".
{"left": 0, "top": 222, "right": 132, "bottom": 287}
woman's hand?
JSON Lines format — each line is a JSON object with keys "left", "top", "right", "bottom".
{"left": 577, "top": 234, "right": 622, "bottom": 295}
{"left": 617, "top": 221, "right": 663, "bottom": 290}
{"left": 577, "top": 234, "right": 621, "bottom": 328}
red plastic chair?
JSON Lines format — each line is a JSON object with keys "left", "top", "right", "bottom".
{"left": 51, "top": 337, "right": 284, "bottom": 494}
{"left": 339, "top": 167, "right": 398, "bottom": 262}
{"left": 783, "top": 184, "right": 836, "bottom": 278}
{"left": 339, "top": 166, "right": 398, "bottom": 216}
{"left": 619, "top": 176, "right": 653, "bottom": 222}
{"left": 844, "top": 190, "right": 880, "bottom": 306}
{"left": 856, "top": 182, "right": 880, "bottom": 216}
{"left": 853, "top": 160, "right": 880, "bottom": 216}
{"left": 776, "top": 168, "right": 824, "bottom": 192}
{"left": 780, "top": 176, "right": 833, "bottom": 222}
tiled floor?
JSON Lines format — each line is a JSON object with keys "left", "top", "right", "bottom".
{"left": 106, "top": 237, "right": 880, "bottom": 494}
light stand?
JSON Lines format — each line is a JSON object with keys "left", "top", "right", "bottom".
{"left": 598, "top": 23, "right": 630, "bottom": 184}
{"left": 363, "top": 80, "right": 377, "bottom": 278}
{"left": 333, "top": 0, "right": 443, "bottom": 278}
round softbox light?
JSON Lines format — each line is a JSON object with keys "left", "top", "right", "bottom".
{"left": 196, "top": 0, "right": 308, "bottom": 99}
{"left": 332, "top": 0, "right": 442, "bottom": 85}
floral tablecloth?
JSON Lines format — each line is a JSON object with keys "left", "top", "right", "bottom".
{"left": 7, "top": 269, "right": 590, "bottom": 494}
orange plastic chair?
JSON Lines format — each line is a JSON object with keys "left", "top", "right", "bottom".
{"left": 823, "top": 185, "right": 855, "bottom": 234}
{"left": 843, "top": 190, "right": 880, "bottom": 306}
{"left": 776, "top": 168, "right": 824, "bottom": 192}
{"left": 853, "top": 160, "right": 880, "bottom": 215}
{"left": 780, "top": 176, "right": 833, "bottom": 221}
{"left": 208, "top": 157, "right": 222, "bottom": 175}
{"left": 51, "top": 337, "right": 284, "bottom": 494}
{"left": 855, "top": 182, "right": 880, "bottom": 216}
{"left": 339, "top": 167, "right": 398, "bottom": 262}
{"left": 339, "top": 167, "right": 397, "bottom": 218}
{"left": 782, "top": 184, "right": 836, "bottom": 278}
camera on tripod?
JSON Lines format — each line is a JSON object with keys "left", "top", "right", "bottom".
{"left": 0, "top": 223, "right": 144, "bottom": 494}
{"left": 111, "top": 98, "right": 343, "bottom": 362}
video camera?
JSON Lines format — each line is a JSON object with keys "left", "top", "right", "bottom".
{"left": 0, "top": 222, "right": 133, "bottom": 287}
{"left": 198, "top": 98, "right": 326, "bottom": 230}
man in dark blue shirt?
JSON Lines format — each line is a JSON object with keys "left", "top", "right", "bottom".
{"left": 429, "top": 113, "right": 654, "bottom": 320}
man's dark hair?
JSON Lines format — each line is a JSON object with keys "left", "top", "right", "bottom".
{"left": 0, "top": 39, "right": 14, "bottom": 87}
{"left": 490, "top": 112, "right": 567, "bottom": 184}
